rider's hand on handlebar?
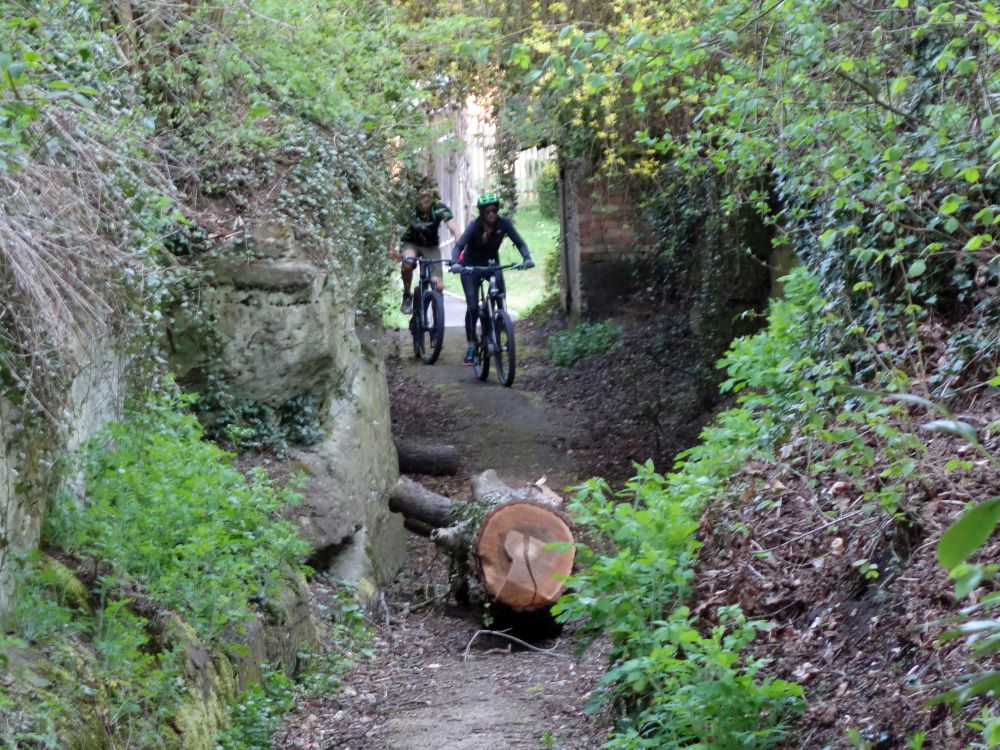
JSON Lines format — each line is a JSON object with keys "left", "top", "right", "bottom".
{"left": 449, "top": 263, "right": 463, "bottom": 274}
{"left": 517, "top": 258, "right": 535, "bottom": 270}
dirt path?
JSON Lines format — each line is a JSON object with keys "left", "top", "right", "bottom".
{"left": 274, "top": 325, "right": 609, "bottom": 750}
{"left": 400, "top": 321, "right": 586, "bottom": 489}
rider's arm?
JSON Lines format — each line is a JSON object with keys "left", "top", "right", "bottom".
{"left": 452, "top": 219, "right": 476, "bottom": 264}
{"left": 445, "top": 216, "right": 462, "bottom": 241}
{"left": 500, "top": 218, "right": 531, "bottom": 261}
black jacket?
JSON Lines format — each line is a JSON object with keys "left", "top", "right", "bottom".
{"left": 452, "top": 216, "right": 530, "bottom": 266}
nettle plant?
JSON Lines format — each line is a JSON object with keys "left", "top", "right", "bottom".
{"left": 46, "top": 388, "right": 312, "bottom": 643}
{"left": 554, "top": 268, "right": 959, "bottom": 748}
{"left": 546, "top": 320, "right": 622, "bottom": 369}
{"left": 2, "top": 387, "right": 313, "bottom": 746}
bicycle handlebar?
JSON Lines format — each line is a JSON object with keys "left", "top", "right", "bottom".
{"left": 455, "top": 262, "right": 524, "bottom": 272}
{"left": 416, "top": 257, "right": 453, "bottom": 266}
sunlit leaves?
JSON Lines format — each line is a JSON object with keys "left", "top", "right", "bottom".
{"left": 938, "top": 498, "right": 1000, "bottom": 570}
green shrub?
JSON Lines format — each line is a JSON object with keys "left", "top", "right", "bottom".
{"left": 603, "top": 607, "right": 804, "bottom": 750}
{"left": 536, "top": 160, "right": 559, "bottom": 220}
{"left": 46, "top": 388, "right": 311, "bottom": 644}
{"left": 546, "top": 320, "right": 622, "bottom": 368}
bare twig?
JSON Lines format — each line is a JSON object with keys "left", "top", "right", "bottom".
{"left": 462, "top": 629, "right": 565, "bottom": 661}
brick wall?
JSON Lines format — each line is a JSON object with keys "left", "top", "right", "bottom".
{"left": 560, "top": 158, "right": 656, "bottom": 317}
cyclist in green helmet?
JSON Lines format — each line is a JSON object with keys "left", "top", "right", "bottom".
{"left": 450, "top": 192, "right": 534, "bottom": 364}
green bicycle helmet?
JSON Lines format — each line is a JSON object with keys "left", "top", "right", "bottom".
{"left": 476, "top": 192, "right": 500, "bottom": 209}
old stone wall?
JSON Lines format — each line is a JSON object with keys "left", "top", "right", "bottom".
{"left": 559, "top": 158, "right": 774, "bottom": 347}
{"left": 559, "top": 158, "right": 657, "bottom": 317}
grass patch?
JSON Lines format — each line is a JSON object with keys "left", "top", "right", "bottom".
{"left": 504, "top": 202, "right": 559, "bottom": 315}
{"left": 547, "top": 320, "right": 622, "bottom": 367}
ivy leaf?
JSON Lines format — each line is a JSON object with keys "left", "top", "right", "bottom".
{"left": 962, "top": 167, "right": 980, "bottom": 183}
{"left": 938, "top": 498, "right": 1000, "bottom": 569}
{"left": 965, "top": 234, "right": 991, "bottom": 251}
{"left": 940, "top": 194, "right": 963, "bottom": 214}
{"left": 907, "top": 258, "right": 926, "bottom": 277}
{"left": 921, "top": 419, "right": 977, "bottom": 443}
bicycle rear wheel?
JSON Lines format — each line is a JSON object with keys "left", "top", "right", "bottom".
{"left": 419, "top": 290, "right": 445, "bottom": 365}
{"left": 493, "top": 310, "right": 516, "bottom": 387}
{"left": 473, "top": 312, "right": 490, "bottom": 381}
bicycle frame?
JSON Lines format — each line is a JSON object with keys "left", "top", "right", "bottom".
{"left": 464, "top": 261, "right": 520, "bottom": 386}
{"left": 408, "top": 257, "right": 445, "bottom": 324}
{"left": 408, "top": 256, "right": 449, "bottom": 364}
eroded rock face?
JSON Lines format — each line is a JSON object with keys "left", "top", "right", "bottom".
{"left": 0, "top": 334, "right": 126, "bottom": 615}
{"left": 169, "top": 222, "right": 405, "bottom": 584}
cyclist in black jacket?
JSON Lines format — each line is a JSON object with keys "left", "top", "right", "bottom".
{"left": 450, "top": 193, "right": 534, "bottom": 364}
{"left": 394, "top": 184, "right": 461, "bottom": 314}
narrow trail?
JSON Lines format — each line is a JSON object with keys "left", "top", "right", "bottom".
{"left": 407, "top": 303, "right": 585, "bottom": 489}
{"left": 274, "top": 323, "right": 609, "bottom": 750}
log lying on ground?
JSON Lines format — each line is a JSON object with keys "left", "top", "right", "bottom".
{"left": 388, "top": 471, "right": 575, "bottom": 617}
{"left": 393, "top": 438, "right": 460, "bottom": 476}
{"left": 388, "top": 475, "right": 454, "bottom": 527}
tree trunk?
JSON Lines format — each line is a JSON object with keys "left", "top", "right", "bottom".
{"left": 389, "top": 472, "right": 575, "bottom": 617}
{"left": 394, "top": 439, "right": 460, "bottom": 476}
{"left": 388, "top": 476, "right": 455, "bottom": 527}
{"left": 473, "top": 501, "right": 575, "bottom": 612}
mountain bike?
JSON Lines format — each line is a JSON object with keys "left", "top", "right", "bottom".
{"left": 464, "top": 261, "right": 525, "bottom": 387}
{"left": 407, "top": 256, "right": 449, "bottom": 365}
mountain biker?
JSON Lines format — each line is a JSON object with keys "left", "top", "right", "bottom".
{"left": 394, "top": 183, "right": 462, "bottom": 314}
{"left": 450, "top": 192, "right": 534, "bottom": 364}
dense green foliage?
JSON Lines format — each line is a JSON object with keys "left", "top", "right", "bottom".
{"left": 48, "top": 391, "right": 311, "bottom": 642}
{"left": 6, "top": 0, "right": 1000, "bottom": 746}
{"left": 1, "top": 390, "right": 311, "bottom": 746}
{"left": 464, "top": 2, "right": 1000, "bottom": 745}
{"left": 546, "top": 320, "right": 622, "bottom": 368}
{"left": 505, "top": 0, "right": 1000, "bottom": 386}
{"left": 536, "top": 160, "right": 559, "bottom": 220}
{"left": 0, "top": 1, "right": 477, "bottom": 744}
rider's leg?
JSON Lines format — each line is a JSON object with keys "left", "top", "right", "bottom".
{"left": 400, "top": 246, "right": 417, "bottom": 295}
{"left": 461, "top": 271, "right": 479, "bottom": 364}
{"left": 426, "top": 243, "right": 444, "bottom": 292}
{"left": 461, "top": 271, "right": 478, "bottom": 344}
{"left": 400, "top": 244, "right": 419, "bottom": 313}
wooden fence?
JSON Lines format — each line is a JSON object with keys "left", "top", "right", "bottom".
{"left": 515, "top": 146, "right": 556, "bottom": 203}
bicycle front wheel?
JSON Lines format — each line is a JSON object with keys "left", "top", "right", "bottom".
{"left": 493, "top": 310, "right": 516, "bottom": 387}
{"left": 473, "top": 313, "right": 490, "bottom": 381}
{"left": 420, "top": 290, "right": 444, "bottom": 365}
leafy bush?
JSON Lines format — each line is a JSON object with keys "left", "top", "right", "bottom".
{"left": 603, "top": 607, "right": 804, "bottom": 750}
{"left": 557, "top": 463, "right": 803, "bottom": 750}
{"left": 46, "top": 388, "right": 311, "bottom": 643}
{"left": 0, "top": 557, "right": 184, "bottom": 748}
{"left": 537, "top": 160, "right": 559, "bottom": 219}
{"left": 547, "top": 320, "right": 622, "bottom": 367}
{"left": 214, "top": 670, "right": 297, "bottom": 750}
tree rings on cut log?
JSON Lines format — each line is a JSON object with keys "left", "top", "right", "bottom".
{"left": 473, "top": 501, "right": 575, "bottom": 613}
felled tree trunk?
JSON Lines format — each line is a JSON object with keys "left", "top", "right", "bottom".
{"left": 388, "top": 471, "right": 575, "bottom": 617}
{"left": 393, "top": 439, "right": 460, "bottom": 476}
